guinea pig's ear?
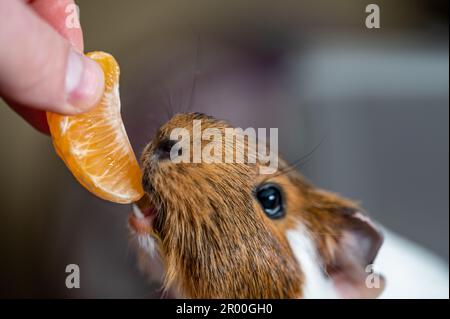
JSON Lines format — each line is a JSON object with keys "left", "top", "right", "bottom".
{"left": 325, "top": 209, "right": 385, "bottom": 299}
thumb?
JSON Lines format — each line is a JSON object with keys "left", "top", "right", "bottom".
{"left": 0, "top": 0, "right": 104, "bottom": 115}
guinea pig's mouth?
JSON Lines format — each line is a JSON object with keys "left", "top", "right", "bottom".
{"left": 128, "top": 196, "right": 157, "bottom": 235}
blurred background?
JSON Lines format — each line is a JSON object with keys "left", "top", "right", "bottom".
{"left": 0, "top": 0, "right": 448, "bottom": 298}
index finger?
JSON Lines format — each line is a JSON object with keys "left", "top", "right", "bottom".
{"left": 29, "top": 0, "right": 84, "bottom": 51}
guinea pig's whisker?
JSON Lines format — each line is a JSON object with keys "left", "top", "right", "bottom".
{"left": 184, "top": 35, "right": 202, "bottom": 114}
{"left": 160, "top": 85, "right": 176, "bottom": 121}
{"left": 262, "top": 135, "right": 328, "bottom": 183}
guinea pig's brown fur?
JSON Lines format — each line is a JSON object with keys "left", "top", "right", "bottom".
{"left": 137, "top": 113, "right": 383, "bottom": 299}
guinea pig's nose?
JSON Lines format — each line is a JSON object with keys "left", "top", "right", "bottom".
{"left": 154, "top": 138, "right": 176, "bottom": 160}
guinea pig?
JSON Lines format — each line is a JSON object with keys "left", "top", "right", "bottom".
{"left": 129, "top": 113, "right": 449, "bottom": 299}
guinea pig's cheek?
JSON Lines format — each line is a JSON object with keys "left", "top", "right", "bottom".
{"left": 141, "top": 173, "right": 155, "bottom": 195}
{"left": 141, "top": 160, "right": 161, "bottom": 195}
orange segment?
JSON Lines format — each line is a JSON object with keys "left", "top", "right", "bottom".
{"left": 47, "top": 51, "right": 144, "bottom": 204}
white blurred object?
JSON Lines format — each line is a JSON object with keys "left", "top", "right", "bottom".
{"left": 377, "top": 228, "right": 449, "bottom": 299}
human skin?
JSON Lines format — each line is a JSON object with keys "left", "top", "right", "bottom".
{"left": 0, "top": 0, "right": 104, "bottom": 134}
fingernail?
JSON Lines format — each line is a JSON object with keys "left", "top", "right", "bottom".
{"left": 65, "top": 49, "right": 104, "bottom": 112}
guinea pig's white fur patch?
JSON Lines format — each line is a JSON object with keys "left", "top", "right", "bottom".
{"left": 286, "top": 224, "right": 340, "bottom": 299}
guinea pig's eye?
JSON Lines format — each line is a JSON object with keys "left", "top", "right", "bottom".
{"left": 255, "top": 184, "right": 285, "bottom": 219}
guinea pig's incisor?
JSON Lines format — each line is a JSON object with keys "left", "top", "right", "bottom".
{"left": 129, "top": 113, "right": 385, "bottom": 299}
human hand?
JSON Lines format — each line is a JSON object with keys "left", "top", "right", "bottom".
{"left": 0, "top": 0, "right": 104, "bottom": 134}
